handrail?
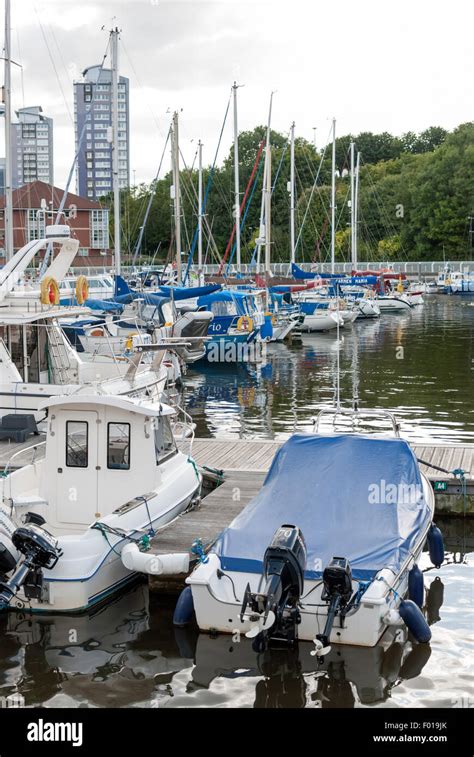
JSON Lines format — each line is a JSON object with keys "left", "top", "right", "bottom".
{"left": 312, "top": 407, "right": 400, "bottom": 437}
{"left": 2, "top": 440, "right": 47, "bottom": 478}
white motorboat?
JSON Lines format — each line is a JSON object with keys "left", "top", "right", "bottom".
{"left": 0, "top": 226, "right": 178, "bottom": 421}
{"left": 183, "top": 408, "right": 442, "bottom": 651}
{"left": 0, "top": 394, "right": 201, "bottom": 613}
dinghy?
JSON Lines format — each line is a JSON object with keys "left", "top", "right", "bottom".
{"left": 0, "top": 394, "right": 201, "bottom": 613}
{"left": 185, "top": 408, "right": 441, "bottom": 651}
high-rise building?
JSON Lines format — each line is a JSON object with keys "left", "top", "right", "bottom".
{"left": 11, "top": 107, "right": 54, "bottom": 188}
{"left": 74, "top": 65, "right": 130, "bottom": 199}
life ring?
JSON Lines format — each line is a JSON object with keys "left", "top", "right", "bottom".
{"left": 236, "top": 316, "right": 253, "bottom": 332}
{"left": 89, "top": 328, "right": 105, "bottom": 337}
{"left": 40, "top": 276, "right": 60, "bottom": 306}
{"left": 75, "top": 275, "right": 89, "bottom": 305}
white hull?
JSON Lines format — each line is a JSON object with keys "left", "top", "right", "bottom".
{"left": 301, "top": 311, "right": 342, "bottom": 332}
{"left": 356, "top": 299, "right": 381, "bottom": 318}
{"left": 377, "top": 296, "right": 412, "bottom": 312}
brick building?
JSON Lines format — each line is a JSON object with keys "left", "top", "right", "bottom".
{"left": 0, "top": 181, "right": 112, "bottom": 266}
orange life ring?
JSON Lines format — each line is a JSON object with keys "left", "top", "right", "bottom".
{"left": 236, "top": 316, "right": 253, "bottom": 332}
{"left": 75, "top": 275, "right": 89, "bottom": 305}
{"left": 40, "top": 276, "right": 60, "bottom": 306}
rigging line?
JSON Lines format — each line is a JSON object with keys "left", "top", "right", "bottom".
{"left": 294, "top": 124, "right": 332, "bottom": 253}
{"left": 362, "top": 158, "right": 408, "bottom": 258}
{"left": 33, "top": 5, "right": 73, "bottom": 125}
{"left": 182, "top": 92, "right": 232, "bottom": 281}
{"left": 132, "top": 127, "right": 171, "bottom": 264}
{"left": 15, "top": 27, "right": 25, "bottom": 107}
{"left": 228, "top": 152, "right": 265, "bottom": 270}
{"left": 120, "top": 37, "right": 164, "bottom": 138}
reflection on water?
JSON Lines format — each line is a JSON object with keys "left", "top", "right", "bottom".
{"left": 184, "top": 298, "right": 474, "bottom": 443}
{"left": 0, "top": 535, "right": 472, "bottom": 708}
{"left": 0, "top": 297, "right": 472, "bottom": 708}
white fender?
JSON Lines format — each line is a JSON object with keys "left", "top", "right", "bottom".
{"left": 121, "top": 542, "right": 189, "bottom": 575}
{"left": 383, "top": 608, "right": 404, "bottom": 626}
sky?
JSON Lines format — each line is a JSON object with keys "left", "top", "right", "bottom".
{"left": 2, "top": 0, "right": 473, "bottom": 189}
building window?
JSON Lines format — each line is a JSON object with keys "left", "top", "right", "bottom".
{"left": 66, "top": 421, "right": 89, "bottom": 468}
{"left": 107, "top": 423, "right": 130, "bottom": 470}
{"left": 90, "top": 209, "right": 109, "bottom": 248}
{"left": 78, "top": 247, "right": 89, "bottom": 257}
{"left": 84, "top": 83, "right": 93, "bottom": 102}
{"left": 27, "top": 209, "right": 46, "bottom": 241}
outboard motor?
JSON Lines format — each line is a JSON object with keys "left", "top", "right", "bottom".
{"left": 0, "top": 524, "right": 61, "bottom": 610}
{"left": 312, "top": 556, "right": 353, "bottom": 657}
{"left": 239, "top": 525, "right": 306, "bottom": 650}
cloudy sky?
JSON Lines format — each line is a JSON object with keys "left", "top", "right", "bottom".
{"left": 3, "top": 0, "right": 473, "bottom": 188}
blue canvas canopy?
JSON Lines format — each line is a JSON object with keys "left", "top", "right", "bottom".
{"left": 197, "top": 290, "right": 253, "bottom": 315}
{"left": 214, "top": 434, "right": 431, "bottom": 581}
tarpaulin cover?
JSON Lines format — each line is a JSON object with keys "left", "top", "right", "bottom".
{"left": 214, "top": 434, "right": 432, "bottom": 580}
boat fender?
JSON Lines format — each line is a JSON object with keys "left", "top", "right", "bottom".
{"left": 121, "top": 542, "right": 189, "bottom": 575}
{"left": 427, "top": 523, "right": 444, "bottom": 568}
{"left": 399, "top": 642, "right": 432, "bottom": 680}
{"left": 408, "top": 564, "right": 424, "bottom": 608}
{"left": 399, "top": 599, "right": 431, "bottom": 643}
{"left": 173, "top": 586, "right": 194, "bottom": 627}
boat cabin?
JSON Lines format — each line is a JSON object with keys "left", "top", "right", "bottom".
{"left": 3, "top": 395, "right": 179, "bottom": 535}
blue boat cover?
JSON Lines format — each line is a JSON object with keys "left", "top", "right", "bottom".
{"left": 214, "top": 434, "right": 431, "bottom": 580}
{"left": 158, "top": 284, "right": 221, "bottom": 300}
{"left": 291, "top": 263, "right": 345, "bottom": 280}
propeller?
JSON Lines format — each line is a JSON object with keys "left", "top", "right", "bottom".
{"left": 244, "top": 611, "right": 276, "bottom": 639}
{"left": 310, "top": 637, "right": 332, "bottom": 657}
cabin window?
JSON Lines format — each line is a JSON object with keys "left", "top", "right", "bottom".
{"left": 66, "top": 421, "right": 89, "bottom": 468}
{"left": 154, "top": 417, "right": 177, "bottom": 464}
{"left": 107, "top": 423, "right": 131, "bottom": 470}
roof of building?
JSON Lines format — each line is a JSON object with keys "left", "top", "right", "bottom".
{"left": 0, "top": 181, "right": 107, "bottom": 211}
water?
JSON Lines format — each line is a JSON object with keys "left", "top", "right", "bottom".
{"left": 0, "top": 295, "right": 472, "bottom": 708}
{"left": 0, "top": 524, "right": 471, "bottom": 708}
{"left": 184, "top": 297, "right": 474, "bottom": 444}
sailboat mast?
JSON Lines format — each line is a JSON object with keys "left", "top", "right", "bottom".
{"left": 354, "top": 151, "right": 360, "bottom": 271}
{"left": 264, "top": 93, "right": 274, "bottom": 275}
{"left": 264, "top": 139, "right": 272, "bottom": 274}
{"left": 171, "top": 111, "right": 182, "bottom": 282}
{"left": 232, "top": 82, "right": 241, "bottom": 273}
{"left": 290, "top": 121, "right": 296, "bottom": 265}
{"left": 330, "top": 117, "right": 336, "bottom": 274}
{"left": 4, "top": 0, "right": 13, "bottom": 261}
{"left": 197, "top": 139, "right": 203, "bottom": 284}
{"left": 110, "top": 27, "right": 121, "bottom": 275}
{"left": 350, "top": 140, "right": 355, "bottom": 270}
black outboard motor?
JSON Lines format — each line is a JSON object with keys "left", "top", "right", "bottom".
{"left": 0, "top": 524, "right": 61, "bottom": 610}
{"left": 313, "top": 556, "right": 353, "bottom": 655}
{"left": 240, "top": 525, "right": 306, "bottom": 650}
